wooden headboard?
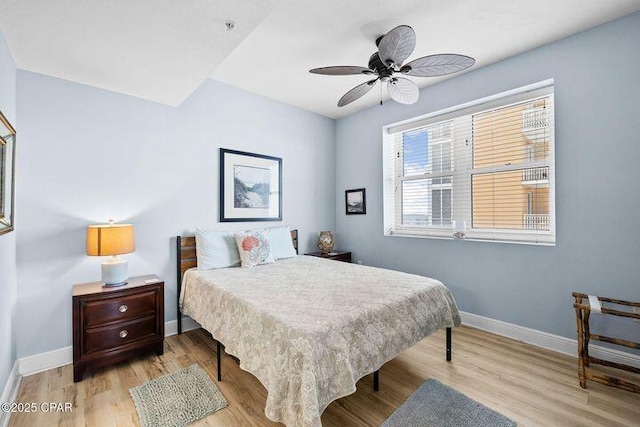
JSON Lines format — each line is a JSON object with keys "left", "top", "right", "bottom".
{"left": 175, "top": 229, "right": 298, "bottom": 334}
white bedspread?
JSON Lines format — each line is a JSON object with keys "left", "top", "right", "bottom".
{"left": 180, "top": 255, "right": 460, "bottom": 427}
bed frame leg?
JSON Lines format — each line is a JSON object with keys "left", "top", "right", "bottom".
{"left": 217, "top": 341, "right": 222, "bottom": 381}
{"left": 446, "top": 327, "right": 452, "bottom": 361}
{"left": 176, "top": 236, "right": 183, "bottom": 335}
{"left": 373, "top": 370, "right": 379, "bottom": 391}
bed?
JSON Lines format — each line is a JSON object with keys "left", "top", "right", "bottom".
{"left": 176, "top": 230, "right": 461, "bottom": 427}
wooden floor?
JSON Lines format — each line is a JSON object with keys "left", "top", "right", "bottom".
{"left": 8, "top": 326, "right": 640, "bottom": 427}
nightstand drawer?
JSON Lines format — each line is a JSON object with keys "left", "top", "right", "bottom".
{"left": 83, "top": 290, "right": 157, "bottom": 326}
{"left": 84, "top": 315, "right": 158, "bottom": 354}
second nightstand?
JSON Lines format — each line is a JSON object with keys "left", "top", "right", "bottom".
{"left": 72, "top": 275, "right": 164, "bottom": 382}
{"left": 305, "top": 251, "right": 352, "bottom": 263}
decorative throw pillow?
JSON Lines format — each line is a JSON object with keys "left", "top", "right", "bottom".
{"left": 234, "top": 230, "right": 274, "bottom": 268}
{"left": 267, "top": 226, "right": 298, "bottom": 260}
{"left": 195, "top": 228, "right": 240, "bottom": 270}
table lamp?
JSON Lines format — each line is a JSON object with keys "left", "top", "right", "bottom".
{"left": 86, "top": 219, "right": 135, "bottom": 286}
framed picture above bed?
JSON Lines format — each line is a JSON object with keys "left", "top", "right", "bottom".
{"left": 345, "top": 188, "right": 366, "bottom": 215}
{"left": 219, "top": 148, "right": 282, "bottom": 222}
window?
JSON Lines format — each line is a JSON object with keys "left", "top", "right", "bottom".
{"left": 383, "top": 81, "right": 555, "bottom": 245}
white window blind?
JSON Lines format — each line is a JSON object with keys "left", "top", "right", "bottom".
{"left": 383, "top": 82, "right": 555, "bottom": 245}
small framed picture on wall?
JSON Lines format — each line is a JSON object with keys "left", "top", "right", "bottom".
{"left": 345, "top": 188, "right": 366, "bottom": 215}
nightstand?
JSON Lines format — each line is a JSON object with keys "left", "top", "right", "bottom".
{"left": 72, "top": 275, "right": 164, "bottom": 382}
{"left": 305, "top": 251, "right": 352, "bottom": 263}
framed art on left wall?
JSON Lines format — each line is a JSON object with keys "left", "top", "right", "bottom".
{"left": 0, "top": 110, "right": 16, "bottom": 236}
{"left": 219, "top": 148, "right": 282, "bottom": 222}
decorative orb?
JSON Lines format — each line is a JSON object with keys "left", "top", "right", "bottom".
{"left": 317, "top": 231, "right": 335, "bottom": 254}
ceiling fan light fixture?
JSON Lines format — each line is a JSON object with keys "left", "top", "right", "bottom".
{"left": 387, "top": 77, "right": 419, "bottom": 105}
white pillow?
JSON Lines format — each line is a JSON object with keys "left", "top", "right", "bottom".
{"left": 267, "top": 226, "right": 298, "bottom": 260}
{"left": 195, "top": 228, "right": 240, "bottom": 270}
{"left": 234, "top": 229, "right": 274, "bottom": 268}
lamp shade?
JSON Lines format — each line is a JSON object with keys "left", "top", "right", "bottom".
{"left": 86, "top": 223, "right": 135, "bottom": 256}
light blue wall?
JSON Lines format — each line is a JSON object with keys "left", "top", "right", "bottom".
{"left": 9, "top": 9, "right": 640, "bottom": 362}
{"left": 335, "top": 12, "right": 640, "bottom": 341}
{"left": 0, "top": 28, "right": 17, "bottom": 393}
{"left": 15, "top": 74, "right": 335, "bottom": 357}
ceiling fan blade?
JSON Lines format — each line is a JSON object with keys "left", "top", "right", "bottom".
{"left": 387, "top": 77, "right": 419, "bottom": 105}
{"left": 309, "top": 66, "right": 374, "bottom": 75}
{"left": 378, "top": 25, "right": 416, "bottom": 67}
{"left": 338, "top": 79, "right": 378, "bottom": 107}
{"left": 400, "top": 54, "right": 475, "bottom": 77}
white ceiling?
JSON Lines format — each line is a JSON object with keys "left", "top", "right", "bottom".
{"left": 1, "top": 0, "right": 639, "bottom": 117}
{"left": 0, "top": 0, "right": 283, "bottom": 106}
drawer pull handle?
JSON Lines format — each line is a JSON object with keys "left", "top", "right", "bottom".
{"left": 119, "top": 330, "right": 128, "bottom": 339}
{"left": 119, "top": 304, "right": 128, "bottom": 313}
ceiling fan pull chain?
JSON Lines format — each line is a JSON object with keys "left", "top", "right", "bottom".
{"left": 380, "top": 83, "right": 383, "bottom": 106}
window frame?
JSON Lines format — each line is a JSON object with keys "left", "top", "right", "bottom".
{"left": 383, "top": 80, "right": 556, "bottom": 245}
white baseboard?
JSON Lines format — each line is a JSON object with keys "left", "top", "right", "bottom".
{"left": 13, "top": 312, "right": 640, "bottom": 379}
{"left": 18, "top": 316, "right": 201, "bottom": 377}
{"left": 165, "top": 316, "right": 201, "bottom": 337}
{"left": 18, "top": 346, "right": 72, "bottom": 377}
{"left": 460, "top": 311, "right": 640, "bottom": 369}
{"left": 0, "top": 362, "right": 21, "bottom": 427}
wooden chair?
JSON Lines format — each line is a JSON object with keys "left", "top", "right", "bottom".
{"left": 573, "top": 292, "right": 640, "bottom": 393}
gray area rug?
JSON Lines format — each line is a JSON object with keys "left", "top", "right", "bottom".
{"left": 381, "top": 379, "right": 516, "bottom": 427}
{"left": 129, "top": 364, "right": 227, "bottom": 427}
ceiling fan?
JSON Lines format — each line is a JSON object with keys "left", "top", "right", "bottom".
{"left": 309, "top": 25, "right": 475, "bottom": 107}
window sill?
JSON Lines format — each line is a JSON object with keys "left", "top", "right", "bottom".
{"left": 386, "top": 228, "right": 556, "bottom": 246}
